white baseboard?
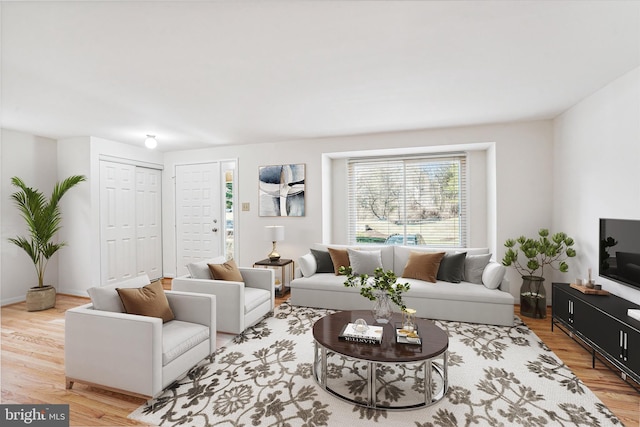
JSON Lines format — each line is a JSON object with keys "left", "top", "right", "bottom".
{"left": 1, "top": 295, "right": 26, "bottom": 307}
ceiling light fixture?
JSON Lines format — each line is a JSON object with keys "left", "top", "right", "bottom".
{"left": 144, "top": 135, "right": 157, "bottom": 149}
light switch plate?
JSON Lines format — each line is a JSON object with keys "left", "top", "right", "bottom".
{"left": 242, "top": 202, "right": 250, "bottom": 211}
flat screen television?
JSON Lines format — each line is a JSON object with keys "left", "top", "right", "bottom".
{"left": 599, "top": 218, "right": 640, "bottom": 290}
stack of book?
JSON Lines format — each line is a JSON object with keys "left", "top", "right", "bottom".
{"left": 339, "top": 323, "right": 383, "bottom": 344}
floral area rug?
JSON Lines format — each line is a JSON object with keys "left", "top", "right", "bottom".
{"left": 129, "top": 301, "right": 622, "bottom": 427}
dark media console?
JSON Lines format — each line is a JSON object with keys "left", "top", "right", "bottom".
{"left": 551, "top": 282, "right": 640, "bottom": 388}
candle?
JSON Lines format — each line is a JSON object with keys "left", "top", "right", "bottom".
{"left": 588, "top": 268, "right": 592, "bottom": 282}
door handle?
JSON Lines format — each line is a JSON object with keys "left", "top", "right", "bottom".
{"left": 212, "top": 228, "right": 218, "bottom": 232}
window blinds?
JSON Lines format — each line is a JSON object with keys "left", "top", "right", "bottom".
{"left": 347, "top": 154, "right": 467, "bottom": 247}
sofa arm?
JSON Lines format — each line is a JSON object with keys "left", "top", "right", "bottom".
{"left": 65, "top": 303, "right": 163, "bottom": 397}
{"left": 172, "top": 276, "right": 243, "bottom": 299}
{"left": 172, "top": 276, "right": 247, "bottom": 333}
{"left": 239, "top": 267, "right": 275, "bottom": 293}
{"left": 166, "top": 291, "right": 216, "bottom": 326}
{"left": 166, "top": 291, "right": 216, "bottom": 354}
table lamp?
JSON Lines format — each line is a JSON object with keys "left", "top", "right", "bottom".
{"left": 265, "top": 225, "right": 285, "bottom": 261}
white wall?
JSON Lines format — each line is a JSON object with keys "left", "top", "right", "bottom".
{"left": 2, "top": 120, "right": 554, "bottom": 304}
{"left": 1, "top": 130, "right": 59, "bottom": 304}
{"left": 163, "top": 120, "right": 554, "bottom": 304}
{"left": 553, "top": 67, "right": 640, "bottom": 305}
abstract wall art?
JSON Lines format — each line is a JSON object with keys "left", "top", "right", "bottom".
{"left": 259, "top": 164, "right": 305, "bottom": 217}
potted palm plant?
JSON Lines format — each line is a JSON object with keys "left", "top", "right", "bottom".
{"left": 502, "top": 228, "right": 576, "bottom": 319}
{"left": 8, "top": 175, "right": 86, "bottom": 311}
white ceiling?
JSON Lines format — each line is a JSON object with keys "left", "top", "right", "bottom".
{"left": 2, "top": 1, "right": 639, "bottom": 152}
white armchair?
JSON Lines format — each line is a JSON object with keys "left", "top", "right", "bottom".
{"left": 65, "top": 275, "right": 216, "bottom": 398}
{"left": 172, "top": 260, "right": 274, "bottom": 334}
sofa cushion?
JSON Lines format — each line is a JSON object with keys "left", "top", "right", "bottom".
{"left": 311, "top": 249, "right": 334, "bottom": 273}
{"left": 162, "top": 320, "right": 210, "bottom": 366}
{"left": 116, "top": 281, "right": 175, "bottom": 323}
{"left": 348, "top": 248, "right": 383, "bottom": 275}
{"left": 187, "top": 256, "right": 226, "bottom": 279}
{"left": 208, "top": 259, "right": 244, "bottom": 282}
{"left": 328, "top": 247, "right": 350, "bottom": 275}
{"left": 482, "top": 262, "right": 506, "bottom": 289}
{"left": 299, "top": 253, "right": 317, "bottom": 277}
{"left": 437, "top": 252, "right": 467, "bottom": 283}
{"left": 464, "top": 253, "right": 492, "bottom": 284}
{"left": 401, "top": 278, "right": 514, "bottom": 305}
{"left": 87, "top": 274, "right": 151, "bottom": 312}
{"left": 244, "top": 287, "right": 272, "bottom": 314}
{"left": 401, "top": 251, "right": 445, "bottom": 283}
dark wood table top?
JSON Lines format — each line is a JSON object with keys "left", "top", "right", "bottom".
{"left": 312, "top": 310, "right": 448, "bottom": 363}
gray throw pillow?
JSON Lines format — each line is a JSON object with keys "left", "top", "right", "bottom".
{"left": 347, "top": 248, "right": 383, "bottom": 275}
{"left": 437, "top": 252, "right": 467, "bottom": 283}
{"left": 463, "top": 253, "right": 492, "bottom": 284}
{"left": 311, "top": 249, "right": 334, "bottom": 273}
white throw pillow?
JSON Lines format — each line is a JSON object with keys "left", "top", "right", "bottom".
{"left": 298, "top": 253, "right": 317, "bottom": 277}
{"left": 187, "top": 256, "right": 227, "bottom": 279}
{"left": 482, "top": 262, "right": 506, "bottom": 290}
{"left": 348, "top": 248, "right": 383, "bottom": 275}
{"left": 87, "top": 274, "right": 151, "bottom": 312}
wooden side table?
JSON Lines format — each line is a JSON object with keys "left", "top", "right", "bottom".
{"left": 253, "top": 258, "right": 294, "bottom": 296}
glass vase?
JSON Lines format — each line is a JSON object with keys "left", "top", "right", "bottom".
{"left": 520, "top": 275, "right": 546, "bottom": 319}
{"left": 372, "top": 291, "right": 393, "bottom": 324}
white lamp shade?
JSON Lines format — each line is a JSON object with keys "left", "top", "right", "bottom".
{"left": 265, "top": 225, "right": 285, "bottom": 242}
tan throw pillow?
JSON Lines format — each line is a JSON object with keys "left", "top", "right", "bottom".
{"left": 208, "top": 259, "right": 244, "bottom": 282}
{"left": 402, "top": 251, "right": 446, "bottom": 283}
{"left": 328, "top": 247, "right": 350, "bottom": 275}
{"left": 116, "top": 281, "right": 175, "bottom": 323}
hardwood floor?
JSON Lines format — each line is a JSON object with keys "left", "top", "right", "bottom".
{"left": 1, "top": 288, "right": 638, "bottom": 426}
{"left": 519, "top": 313, "right": 639, "bottom": 426}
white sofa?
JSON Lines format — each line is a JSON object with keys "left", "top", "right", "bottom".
{"left": 65, "top": 275, "right": 216, "bottom": 398}
{"left": 290, "top": 244, "right": 514, "bottom": 326}
{"left": 172, "top": 258, "right": 275, "bottom": 334}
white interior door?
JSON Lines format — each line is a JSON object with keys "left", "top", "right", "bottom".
{"left": 176, "top": 163, "right": 222, "bottom": 276}
{"left": 100, "top": 161, "right": 137, "bottom": 284}
{"left": 136, "top": 168, "right": 163, "bottom": 281}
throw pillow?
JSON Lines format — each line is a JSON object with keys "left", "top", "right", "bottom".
{"left": 87, "top": 274, "right": 151, "bottom": 312}
{"left": 310, "top": 249, "right": 335, "bottom": 273}
{"left": 328, "top": 247, "right": 350, "bottom": 275}
{"left": 464, "top": 253, "right": 492, "bottom": 284}
{"left": 437, "top": 252, "right": 467, "bottom": 283}
{"left": 187, "top": 256, "right": 227, "bottom": 279}
{"left": 116, "top": 281, "right": 175, "bottom": 323}
{"left": 401, "top": 251, "right": 445, "bottom": 283}
{"left": 482, "top": 262, "right": 506, "bottom": 290}
{"left": 298, "top": 253, "right": 317, "bottom": 277}
{"left": 208, "top": 259, "right": 244, "bottom": 282}
{"left": 347, "top": 248, "right": 383, "bottom": 275}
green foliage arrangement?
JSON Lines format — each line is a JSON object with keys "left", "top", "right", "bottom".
{"left": 340, "top": 266, "right": 410, "bottom": 311}
{"left": 8, "top": 175, "right": 87, "bottom": 287}
{"left": 502, "top": 228, "right": 576, "bottom": 277}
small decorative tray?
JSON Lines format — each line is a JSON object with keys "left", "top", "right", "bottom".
{"left": 570, "top": 283, "right": 610, "bottom": 295}
{"left": 395, "top": 323, "right": 421, "bottom": 345}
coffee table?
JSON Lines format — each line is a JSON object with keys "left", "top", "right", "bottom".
{"left": 312, "top": 310, "right": 448, "bottom": 410}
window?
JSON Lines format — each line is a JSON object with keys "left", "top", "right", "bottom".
{"left": 347, "top": 154, "right": 467, "bottom": 247}
{"left": 222, "top": 161, "right": 237, "bottom": 260}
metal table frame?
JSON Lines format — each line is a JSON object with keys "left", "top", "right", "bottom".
{"left": 313, "top": 340, "right": 448, "bottom": 410}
